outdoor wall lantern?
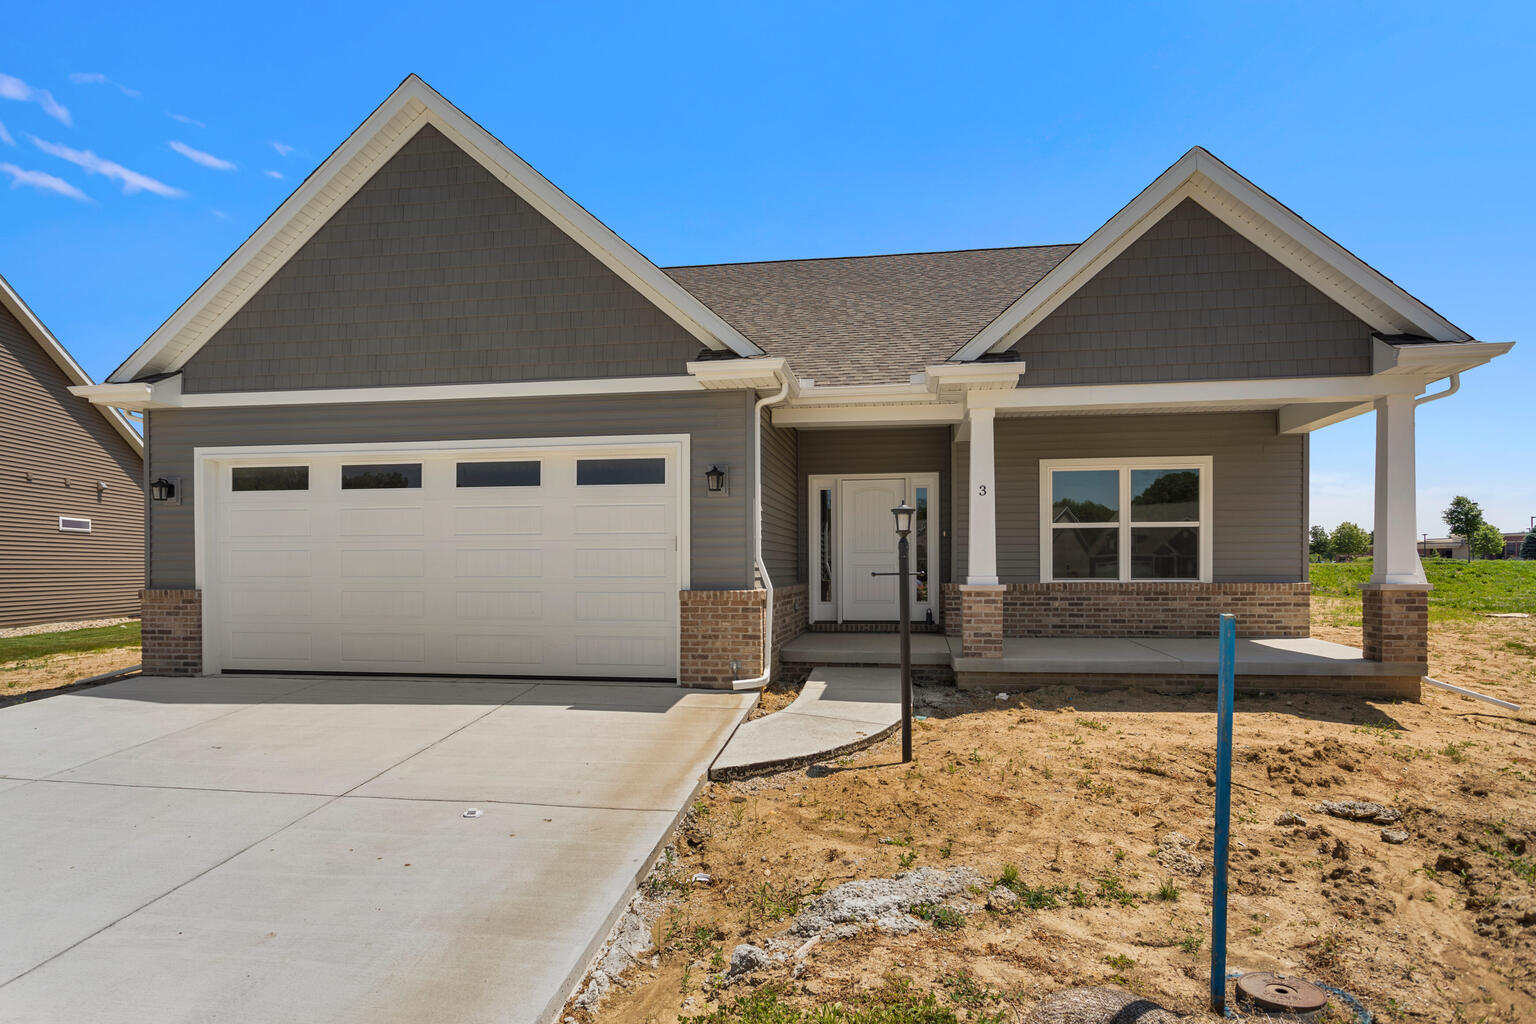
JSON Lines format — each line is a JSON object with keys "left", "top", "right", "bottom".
{"left": 150, "top": 476, "right": 179, "bottom": 503}
{"left": 705, "top": 464, "right": 728, "bottom": 495}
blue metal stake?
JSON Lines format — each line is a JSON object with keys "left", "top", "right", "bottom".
{"left": 1211, "top": 613, "right": 1236, "bottom": 1014}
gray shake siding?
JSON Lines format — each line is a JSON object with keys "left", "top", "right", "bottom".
{"left": 796, "top": 427, "right": 953, "bottom": 587}
{"left": 1, "top": 303, "right": 143, "bottom": 626}
{"left": 953, "top": 412, "right": 1306, "bottom": 584}
{"left": 760, "top": 413, "right": 799, "bottom": 584}
{"left": 145, "top": 390, "right": 754, "bottom": 591}
{"left": 1009, "top": 199, "right": 1374, "bottom": 386}
{"left": 178, "top": 125, "right": 702, "bottom": 393}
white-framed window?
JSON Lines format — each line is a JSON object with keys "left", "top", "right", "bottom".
{"left": 58, "top": 516, "right": 92, "bottom": 533}
{"left": 1039, "top": 457, "right": 1213, "bottom": 582}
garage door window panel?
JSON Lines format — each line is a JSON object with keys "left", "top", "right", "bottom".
{"left": 456, "top": 461, "right": 541, "bottom": 488}
{"left": 232, "top": 466, "right": 310, "bottom": 491}
{"left": 576, "top": 458, "right": 665, "bottom": 486}
{"left": 342, "top": 463, "right": 422, "bottom": 489}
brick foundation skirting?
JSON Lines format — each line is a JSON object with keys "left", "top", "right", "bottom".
{"left": 941, "top": 582, "right": 1309, "bottom": 639}
{"left": 1362, "top": 584, "right": 1429, "bottom": 666}
{"left": 140, "top": 588, "right": 202, "bottom": 676}
{"left": 770, "top": 583, "right": 809, "bottom": 680}
{"left": 955, "top": 671, "right": 1421, "bottom": 701}
{"left": 959, "top": 585, "right": 1006, "bottom": 658}
{"left": 679, "top": 589, "right": 766, "bottom": 688}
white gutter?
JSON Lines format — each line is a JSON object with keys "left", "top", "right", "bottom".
{"left": 1414, "top": 373, "right": 1460, "bottom": 407}
{"left": 730, "top": 374, "right": 794, "bottom": 690}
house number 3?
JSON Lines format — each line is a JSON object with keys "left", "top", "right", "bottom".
{"left": 977, "top": 484, "right": 987, "bottom": 495}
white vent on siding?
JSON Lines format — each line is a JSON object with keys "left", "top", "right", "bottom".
{"left": 58, "top": 516, "right": 92, "bottom": 533}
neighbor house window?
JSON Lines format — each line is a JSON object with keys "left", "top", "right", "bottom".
{"left": 58, "top": 516, "right": 92, "bottom": 533}
{"left": 1040, "top": 458, "right": 1211, "bottom": 582}
{"left": 342, "top": 463, "right": 422, "bottom": 489}
{"left": 232, "top": 466, "right": 309, "bottom": 491}
{"left": 456, "top": 461, "right": 540, "bottom": 488}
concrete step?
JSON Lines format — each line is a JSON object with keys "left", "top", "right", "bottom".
{"left": 709, "top": 667, "right": 900, "bottom": 780}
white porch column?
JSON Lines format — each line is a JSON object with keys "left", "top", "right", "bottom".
{"left": 967, "top": 407, "right": 999, "bottom": 585}
{"left": 1371, "top": 393, "right": 1428, "bottom": 585}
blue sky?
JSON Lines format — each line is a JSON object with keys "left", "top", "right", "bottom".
{"left": 3, "top": 1, "right": 1531, "bottom": 537}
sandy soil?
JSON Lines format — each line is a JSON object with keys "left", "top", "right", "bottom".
{"left": 585, "top": 604, "right": 1535, "bottom": 1023}
{"left": 0, "top": 648, "right": 141, "bottom": 700}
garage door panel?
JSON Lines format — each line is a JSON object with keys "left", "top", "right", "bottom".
{"left": 210, "top": 445, "right": 679, "bottom": 679}
{"left": 340, "top": 506, "right": 425, "bottom": 536}
{"left": 452, "top": 505, "right": 543, "bottom": 536}
{"left": 228, "top": 549, "right": 311, "bottom": 579}
{"left": 339, "top": 589, "right": 426, "bottom": 621}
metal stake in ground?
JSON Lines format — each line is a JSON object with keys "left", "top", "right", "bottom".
{"left": 1210, "top": 612, "right": 1236, "bottom": 1013}
{"left": 873, "top": 502, "right": 917, "bottom": 763}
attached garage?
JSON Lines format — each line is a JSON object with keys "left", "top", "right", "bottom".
{"left": 198, "top": 439, "right": 686, "bottom": 680}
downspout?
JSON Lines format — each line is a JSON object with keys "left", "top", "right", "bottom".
{"left": 1414, "top": 373, "right": 1460, "bottom": 407}
{"left": 730, "top": 373, "right": 793, "bottom": 690}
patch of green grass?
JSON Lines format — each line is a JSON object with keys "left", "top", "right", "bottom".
{"left": 0, "top": 622, "right": 140, "bottom": 664}
{"left": 1310, "top": 558, "right": 1536, "bottom": 617}
{"left": 1075, "top": 717, "right": 1108, "bottom": 731}
{"left": 1179, "top": 933, "right": 1204, "bottom": 954}
{"left": 683, "top": 978, "right": 1000, "bottom": 1024}
{"left": 911, "top": 903, "right": 966, "bottom": 930}
{"left": 1095, "top": 873, "right": 1137, "bottom": 906}
{"left": 1154, "top": 879, "right": 1181, "bottom": 902}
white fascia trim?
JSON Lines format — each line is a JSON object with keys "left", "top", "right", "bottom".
{"left": 1, "top": 274, "right": 144, "bottom": 455}
{"left": 924, "top": 362, "right": 1024, "bottom": 394}
{"left": 772, "top": 402, "right": 965, "bottom": 428}
{"left": 952, "top": 146, "right": 1471, "bottom": 362}
{"left": 77, "top": 374, "right": 706, "bottom": 410}
{"left": 968, "top": 374, "right": 1426, "bottom": 415}
{"left": 110, "top": 75, "right": 760, "bottom": 384}
{"left": 1372, "top": 338, "right": 1514, "bottom": 376}
{"left": 687, "top": 356, "right": 799, "bottom": 396}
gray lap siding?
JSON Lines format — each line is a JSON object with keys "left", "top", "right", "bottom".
{"left": 145, "top": 390, "right": 755, "bottom": 591}
{"left": 955, "top": 411, "right": 1307, "bottom": 584}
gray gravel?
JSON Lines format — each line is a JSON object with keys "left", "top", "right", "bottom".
{"left": 789, "top": 866, "right": 985, "bottom": 937}
{"left": 1317, "top": 800, "right": 1403, "bottom": 825}
{"left": 0, "top": 617, "right": 136, "bottom": 640}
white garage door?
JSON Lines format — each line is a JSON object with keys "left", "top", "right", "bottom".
{"left": 204, "top": 443, "right": 681, "bottom": 679}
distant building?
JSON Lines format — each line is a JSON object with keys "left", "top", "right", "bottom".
{"left": 1417, "top": 531, "right": 1531, "bottom": 560}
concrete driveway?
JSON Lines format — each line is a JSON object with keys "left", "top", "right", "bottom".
{"left": 0, "top": 675, "right": 753, "bottom": 1024}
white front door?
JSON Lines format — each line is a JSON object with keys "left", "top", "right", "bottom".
{"left": 838, "top": 477, "right": 907, "bottom": 621}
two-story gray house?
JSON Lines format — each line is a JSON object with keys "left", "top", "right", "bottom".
{"left": 77, "top": 76, "right": 1511, "bottom": 697}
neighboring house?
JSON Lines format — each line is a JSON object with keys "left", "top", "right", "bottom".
{"left": 76, "top": 76, "right": 1512, "bottom": 693}
{"left": 1420, "top": 531, "right": 1533, "bottom": 560}
{"left": 1, "top": 273, "right": 144, "bottom": 627}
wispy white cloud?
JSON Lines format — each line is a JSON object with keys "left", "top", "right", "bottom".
{"left": 167, "top": 111, "right": 206, "bottom": 128}
{"left": 0, "top": 162, "right": 91, "bottom": 201}
{"left": 209, "top": 208, "right": 228, "bottom": 219}
{"left": 69, "top": 71, "right": 141, "bottom": 97}
{"left": 0, "top": 120, "right": 12, "bottom": 146}
{"left": 0, "top": 72, "right": 72, "bottom": 126}
{"left": 169, "top": 140, "right": 236, "bottom": 171}
{"left": 29, "top": 135, "right": 184, "bottom": 197}
{"left": 271, "top": 141, "right": 294, "bottom": 157}
{"left": 262, "top": 169, "right": 282, "bottom": 179}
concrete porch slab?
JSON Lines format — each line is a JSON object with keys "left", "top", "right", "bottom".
{"left": 710, "top": 667, "right": 900, "bottom": 780}
{"left": 780, "top": 632, "right": 952, "bottom": 666}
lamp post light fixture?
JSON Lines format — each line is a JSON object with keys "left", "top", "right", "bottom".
{"left": 891, "top": 501, "right": 914, "bottom": 763}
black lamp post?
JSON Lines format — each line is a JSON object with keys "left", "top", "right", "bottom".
{"left": 892, "top": 501, "right": 914, "bottom": 763}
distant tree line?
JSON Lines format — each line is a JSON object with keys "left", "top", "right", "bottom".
{"left": 1310, "top": 495, "right": 1535, "bottom": 562}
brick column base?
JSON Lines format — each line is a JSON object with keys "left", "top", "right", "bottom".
{"left": 141, "top": 588, "right": 203, "bottom": 676}
{"left": 1361, "top": 583, "right": 1430, "bottom": 666}
{"left": 959, "top": 584, "right": 1006, "bottom": 659}
{"left": 679, "top": 589, "right": 766, "bottom": 688}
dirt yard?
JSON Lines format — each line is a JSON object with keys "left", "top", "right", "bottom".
{"left": 0, "top": 648, "right": 141, "bottom": 701}
{"left": 582, "top": 603, "right": 1535, "bottom": 1023}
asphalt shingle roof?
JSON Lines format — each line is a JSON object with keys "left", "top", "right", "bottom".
{"left": 664, "top": 244, "right": 1079, "bottom": 385}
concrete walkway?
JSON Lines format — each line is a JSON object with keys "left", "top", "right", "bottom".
{"left": 0, "top": 674, "right": 754, "bottom": 1024}
{"left": 710, "top": 667, "right": 900, "bottom": 780}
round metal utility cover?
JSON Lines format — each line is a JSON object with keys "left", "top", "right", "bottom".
{"left": 1235, "top": 972, "right": 1329, "bottom": 1014}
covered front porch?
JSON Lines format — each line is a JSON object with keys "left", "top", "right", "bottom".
{"left": 778, "top": 630, "right": 1422, "bottom": 700}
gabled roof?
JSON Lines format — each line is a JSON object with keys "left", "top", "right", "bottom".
{"left": 666, "top": 245, "right": 1075, "bottom": 385}
{"left": 107, "top": 75, "right": 762, "bottom": 383}
{"left": 950, "top": 146, "right": 1472, "bottom": 363}
{"left": 0, "top": 272, "right": 143, "bottom": 456}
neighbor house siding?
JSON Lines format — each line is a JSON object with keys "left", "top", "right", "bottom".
{"left": 145, "top": 390, "right": 753, "bottom": 590}
{"left": 177, "top": 124, "right": 702, "bottom": 394}
{"left": 954, "top": 411, "right": 1305, "bottom": 583}
{"left": 1008, "top": 199, "right": 1374, "bottom": 386}
{"left": 761, "top": 412, "right": 799, "bottom": 584}
{"left": 0, "top": 304, "right": 144, "bottom": 627}
{"left": 796, "top": 427, "right": 953, "bottom": 585}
